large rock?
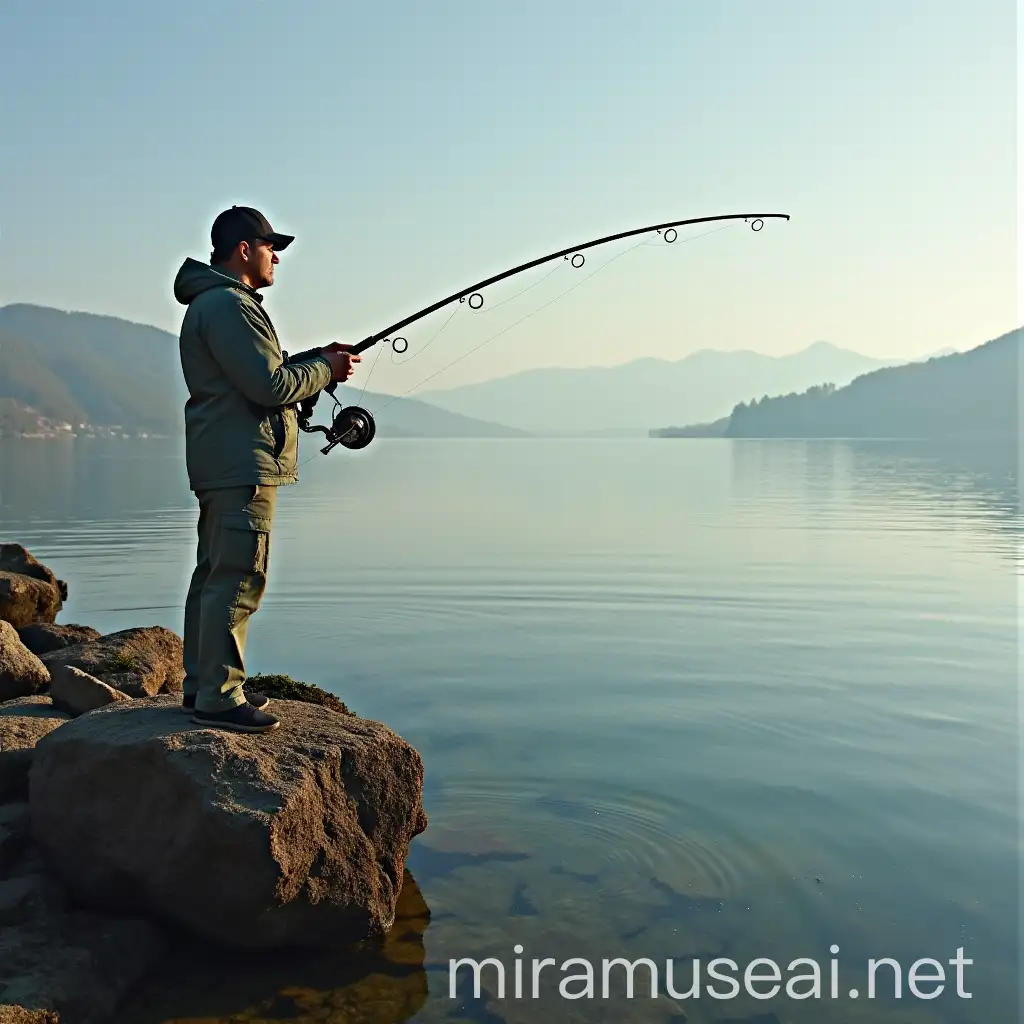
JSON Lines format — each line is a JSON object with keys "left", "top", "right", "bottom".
{"left": 0, "top": 904, "right": 165, "bottom": 1024}
{"left": 0, "top": 801, "right": 163, "bottom": 1024}
{"left": 40, "top": 627, "right": 184, "bottom": 698}
{"left": 0, "top": 698, "right": 72, "bottom": 802}
{"left": 0, "top": 547, "right": 66, "bottom": 630}
{"left": 48, "top": 666, "right": 131, "bottom": 718}
{"left": 29, "top": 696, "right": 428, "bottom": 949}
{"left": 17, "top": 624, "right": 101, "bottom": 658}
{"left": 0, "top": 625, "right": 49, "bottom": 703}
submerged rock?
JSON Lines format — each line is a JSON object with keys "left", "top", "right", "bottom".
{"left": 0, "top": 698, "right": 71, "bottom": 803}
{"left": 0, "top": 625, "right": 50, "bottom": 703}
{"left": 17, "top": 624, "right": 101, "bottom": 658}
{"left": 0, "top": 547, "right": 66, "bottom": 630}
{"left": 29, "top": 696, "right": 428, "bottom": 949}
{"left": 40, "top": 627, "right": 184, "bottom": 698}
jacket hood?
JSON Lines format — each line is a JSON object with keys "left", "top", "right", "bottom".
{"left": 173, "top": 257, "right": 259, "bottom": 305}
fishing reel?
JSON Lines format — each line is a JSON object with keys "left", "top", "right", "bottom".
{"left": 295, "top": 381, "right": 376, "bottom": 455}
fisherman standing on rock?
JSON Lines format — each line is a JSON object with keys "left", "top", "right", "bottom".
{"left": 171, "top": 206, "right": 358, "bottom": 733}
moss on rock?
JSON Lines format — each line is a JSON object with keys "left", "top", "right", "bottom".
{"left": 248, "top": 674, "right": 353, "bottom": 716}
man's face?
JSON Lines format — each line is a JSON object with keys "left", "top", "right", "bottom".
{"left": 242, "top": 238, "right": 279, "bottom": 288}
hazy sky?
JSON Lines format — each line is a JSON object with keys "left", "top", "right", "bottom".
{"left": 0, "top": 1, "right": 1016, "bottom": 392}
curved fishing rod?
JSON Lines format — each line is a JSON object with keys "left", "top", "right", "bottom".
{"left": 352, "top": 211, "right": 789, "bottom": 355}
{"left": 295, "top": 211, "right": 791, "bottom": 453}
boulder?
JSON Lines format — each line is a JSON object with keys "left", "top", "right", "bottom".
{"left": 0, "top": 625, "right": 49, "bottom": 703}
{"left": 0, "top": 698, "right": 72, "bottom": 802}
{"left": 41, "top": 627, "right": 184, "bottom": 698}
{"left": 0, "top": 800, "right": 160, "bottom": 1024}
{"left": 16, "top": 625, "right": 101, "bottom": 658}
{"left": 0, "top": 547, "right": 66, "bottom": 630}
{"left": 29, "top": 696, "right": 428, "bottom": 949}
{"left": 0, "top": 906, "right": 165, "bottom": 1024}
{"left": 48, "top": 666, "right": 130, "bottom": 718}
{"left": 0, "top": 799, "right": 163, "bottom": 1024}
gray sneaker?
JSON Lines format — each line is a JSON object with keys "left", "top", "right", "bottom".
{"left": 191, "top": 702, "right": 280, "bottom": 733}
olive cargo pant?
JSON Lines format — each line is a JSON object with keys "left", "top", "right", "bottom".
{"left": 182, "top": 485, "right": 277, "bottom": 713}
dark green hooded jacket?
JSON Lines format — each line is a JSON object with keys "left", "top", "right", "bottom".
{"left": 172, "top": 258, "right": 332, "bottom": 491}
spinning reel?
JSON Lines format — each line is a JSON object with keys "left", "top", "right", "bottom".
{"left": 295, "top": 381, "right": 376, "bottom": 454}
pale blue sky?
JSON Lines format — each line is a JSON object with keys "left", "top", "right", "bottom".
{"left": 0, "top": 0, "right": 1016, "bottom": 391}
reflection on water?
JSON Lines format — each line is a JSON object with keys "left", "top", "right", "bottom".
{"left": 728, "top": 437, "right": 1018, "bottom": 555}
{"left": 0, "top": 437, "right": 1018, "bottom": 1023}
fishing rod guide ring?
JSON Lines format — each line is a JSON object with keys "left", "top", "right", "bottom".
{"left": 306, "top": 211, "right": 790, "bottom": 454}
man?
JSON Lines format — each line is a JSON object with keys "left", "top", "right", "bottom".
{"left": 172, "top": 206, "right": 358, "bottom": 733}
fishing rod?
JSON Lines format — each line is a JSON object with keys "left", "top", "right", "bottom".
{"left": 293, "top": 211, "right": 790, "bottom": 454}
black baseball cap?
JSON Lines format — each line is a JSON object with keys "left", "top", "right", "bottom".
{"left": 211, "top": 205, "right": 294, "bottom": 252}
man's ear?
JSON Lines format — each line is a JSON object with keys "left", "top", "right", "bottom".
{"left": 237, "top": 240, "right": 250, "bottom": 262}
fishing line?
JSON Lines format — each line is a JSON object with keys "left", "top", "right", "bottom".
{"left": 292, "top": 211, "right": 791, "bottom": 456}
{"left": 355, "top": 328, "right": 390, "bottom": 404}
{"left": 459, "top": 260, "right": 565, "bottom": 317}
{"left": 369, "top": 232, "right": 653, "bottom": 416}
{"left": 385, "top": 258, "right": 566, "bottom": 370}
{"left": 371, "top": 219, "right": 741, "bottom": 407}
{"left": 386, "top": 302, "right": 461, "bottom": 367}
{"left": 640, "top": 220, "right": 737, "bottom": 247}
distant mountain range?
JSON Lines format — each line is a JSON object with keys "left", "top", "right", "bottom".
{"left": 1, "top": 301, "right": 992, "bottom": 443}
{"left": 0, "top": 304, "right": 187, "bottom": 433}
{"left": 418, "top": 341, "right": 909, "bottom": 435}
{"left": 0, "top": 304, "right": 523, "bottom": 439}
{"left": 652, "top": 328, "right": 1019, "bottom": 440}
{"left": 319, "top": 385, "right": 527, "bottom": 438}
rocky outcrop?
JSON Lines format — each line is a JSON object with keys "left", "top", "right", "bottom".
{"left": 0, "top": 698, "right": 71, "bottom": 802}
{"left": 17, "top": 624, "right": 101, "bottom": 658}
{"left": 48, "top": 666, "right": 130, "bottom": 718}
{"left": 0, "top": 547, "right": 66, "bottom": 630}
{"left": 0, "top": 625, "right": 49, "bottom": 703}
{"left": 29, "top": 696, "right": 428, "bottom": 949}
{"left": 0, "top": 544, "right": 428, "bottom": 1022}
{"left": 40, "top": 627, "right": 184, "bottom": 698}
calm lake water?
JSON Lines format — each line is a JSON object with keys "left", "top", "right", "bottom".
{"left": 0, "top": 436, "right": 1018, "bottom": 1024}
